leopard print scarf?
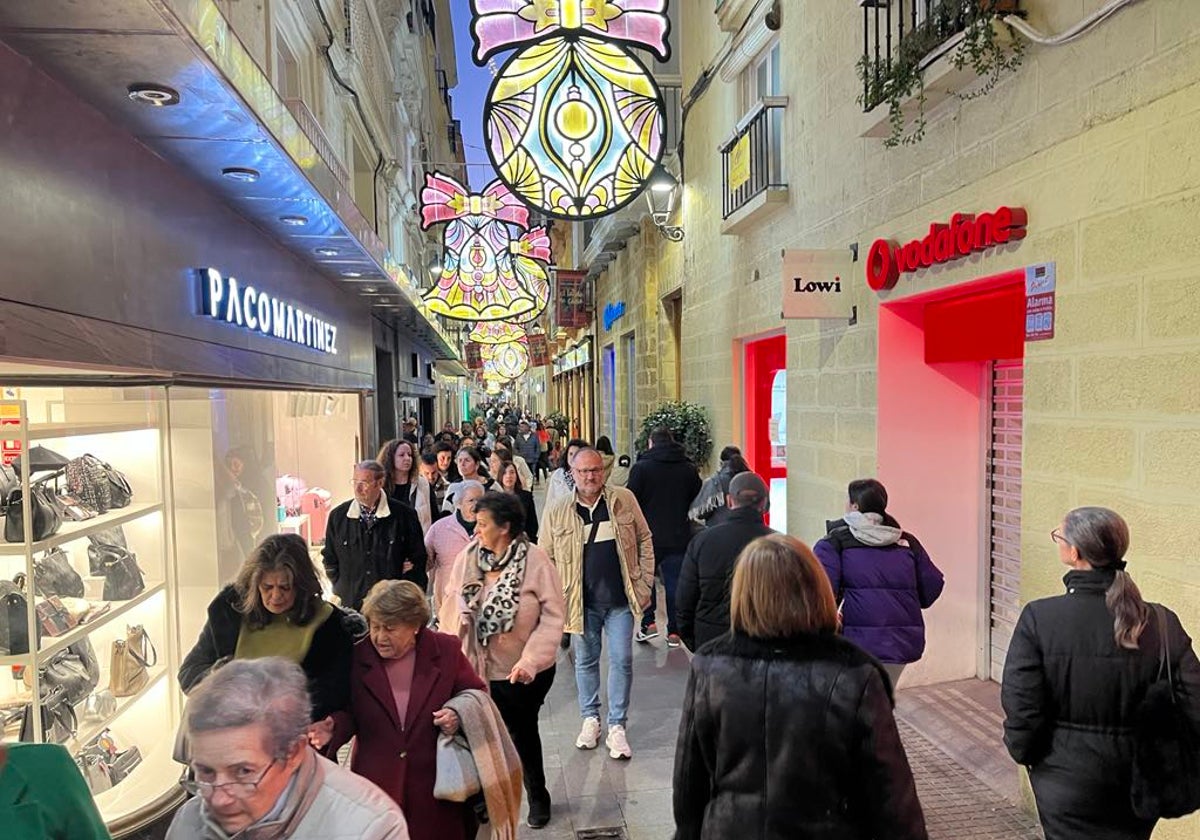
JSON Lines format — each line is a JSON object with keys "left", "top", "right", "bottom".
{"left": 461, "top": 538, "right": 528, "bottom": 646}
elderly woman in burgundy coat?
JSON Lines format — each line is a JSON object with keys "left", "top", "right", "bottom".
{"left": 311, "top": 579, "right": 484, "bottom": 840}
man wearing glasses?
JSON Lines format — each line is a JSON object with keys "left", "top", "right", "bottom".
{"left": 169, "top": 658, "right": 408, "bottom": 839}
{"left": 322, "top": 460, "right": 427, "bottom": 611}
{"left": 540, "top": 447, "right": 655, "bottom": 761}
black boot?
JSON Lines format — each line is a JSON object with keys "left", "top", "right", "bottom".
{"left": 526, "top": 788, "right": 552, "bottom": 829}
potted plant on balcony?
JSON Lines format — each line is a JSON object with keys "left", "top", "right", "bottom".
{"left": 857, "top": 0, "right": 1025, "bottom": 147}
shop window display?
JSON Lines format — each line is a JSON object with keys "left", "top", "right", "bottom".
{"left": 0, "top": 381, "right": 362, "bottom": 834}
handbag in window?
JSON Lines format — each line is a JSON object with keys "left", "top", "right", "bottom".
{"left": 35, "top": 595, "right": 74, "bottom": 636}
{"left": 110, "top": 624, "right": 156, "bottom": 697}
{"left": 0, "top": 580, "right": 34, "bottom": 655}
{"left": 89, "top": 542, "right": 145, "bottom": 601}
{"left": 34, "top": 547, "right": 85, "bottom": 598}
{"left": 108, "top": 745, "right": 143, "bottom": 783}
{"left": 75, "top": 751, "right": 114, "bottom": 794}
{"left": 81, "top": 689, "right": 117, "bottom": 722}
{"left": 20, "top": 686, "right": 77, "bottom": 744}
{"left": 25, "top": 639, "right": 101, "bottom": 705}
{"left": 4, "top": 484, "right": 62, "bottom": 543}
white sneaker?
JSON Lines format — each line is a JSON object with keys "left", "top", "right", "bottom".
{"left": 575, "top": 717, "right": 601, "bottom": 750}
{"left": 606, "top": 724, "right": 632, "bottom": 760}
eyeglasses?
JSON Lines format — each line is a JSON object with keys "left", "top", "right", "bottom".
{"left": 182, "top": 759, "right": 278, "bottom": 799}
{"left": 350, "top": 479, "right": 380, "bottom": 488}
{"left": 573, "top": 467, "right": 604, "bottom": 476}
{"left": 1050, "top": 529, "right": 1069, "bottom": 546}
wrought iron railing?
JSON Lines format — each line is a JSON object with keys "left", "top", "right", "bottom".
{"left": 860, "top": 0, "right": 1018, "bottom": 112}
{"left": 285, "top": 98, "right": 350, "bottom": 189}
{"left": 719, "top": 97, "right": 787, "bottom": 220}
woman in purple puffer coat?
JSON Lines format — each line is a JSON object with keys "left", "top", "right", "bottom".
{"left": 813, "top": 478, "right": 945, "bottom": 689}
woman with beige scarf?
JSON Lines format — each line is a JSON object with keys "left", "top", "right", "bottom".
{"left": 438, "top": 492, "right": 565, "bottom": 830}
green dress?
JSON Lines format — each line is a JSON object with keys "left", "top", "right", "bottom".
{"left": 0, "top": 742, "right": 111, "bottom": 839}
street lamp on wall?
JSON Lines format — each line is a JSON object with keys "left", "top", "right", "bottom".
{"left": 646, "top": 165, "right": 684, "bottom": 242}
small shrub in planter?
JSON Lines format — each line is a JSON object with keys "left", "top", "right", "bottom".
{"left": 635, "top": 402, "right": 714, "bottom": 468}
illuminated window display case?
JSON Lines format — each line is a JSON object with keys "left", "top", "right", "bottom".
{"left": 0, "top": 382, "right": 362, "bottom": 835}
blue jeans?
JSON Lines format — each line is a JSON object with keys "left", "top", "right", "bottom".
{"left": 640, "top": 551, "right": 684, "bottom": 635}
{"left": 573, "top": 604, "right": 634, "bottom": 727}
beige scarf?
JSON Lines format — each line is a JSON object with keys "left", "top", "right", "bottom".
{"left": 444, "top": 689, "right": 522, "bottom": 840}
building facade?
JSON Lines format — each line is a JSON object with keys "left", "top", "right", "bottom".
{"left": 587, "top": 7, "right": 1200, "bottom": 832}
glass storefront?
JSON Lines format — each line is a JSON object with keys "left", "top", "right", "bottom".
{"left": 0, "top": 372, "right": 361, "bottom": 833}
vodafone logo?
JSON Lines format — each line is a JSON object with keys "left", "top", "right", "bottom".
{"left": 865, "top": 206, "right": 1028, "bottom": 291}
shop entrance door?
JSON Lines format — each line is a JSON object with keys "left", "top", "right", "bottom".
{"left": 602, "top": 343, "right": 617, "bottom": 443}
{"left": 987, "top": 359, "right": 1024, "bottom": 682}
{"left": 744, "top": 334, "right": 786, "bottom": 531}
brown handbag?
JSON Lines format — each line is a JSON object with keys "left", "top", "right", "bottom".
{"left": 109, "top": 624, "right": 157, "bottom": 697}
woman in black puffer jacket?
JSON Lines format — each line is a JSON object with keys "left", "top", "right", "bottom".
{"left": 1002, "top": 506, "right": 1200, "bottom": 840}
{"left": 673, "top": 534, "right": 927, "bottom": 840}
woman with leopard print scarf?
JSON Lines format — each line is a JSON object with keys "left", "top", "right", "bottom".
{"left": 438, "top": 491, "right": 566, "bottom": 830}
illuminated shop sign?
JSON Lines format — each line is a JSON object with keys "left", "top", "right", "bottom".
{"left": 199, "top": 268, "right": 339, "bottom": 355}
{"left": 865, "top": 206, "right": 1027, "bottom": 291}
{"left": 603, "top": 301, "right": 626, "bottom": 331}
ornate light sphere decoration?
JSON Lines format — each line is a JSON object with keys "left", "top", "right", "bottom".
{"left": 469, "top": 320, "right": 528, "bottom": 344}
{"left": 482, "top": 338, "right": 532, "bottom": 380}
{"left": 471, "top": 0, "right": 672, "bottom": 220}
{"left": 419, "top": 172, "right": 540, "bottom": 321}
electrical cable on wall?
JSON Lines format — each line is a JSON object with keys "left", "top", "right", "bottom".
{"left": 1004, "top": 0, "right": 1143, "bottom": 46}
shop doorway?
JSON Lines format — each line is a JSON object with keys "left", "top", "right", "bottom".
{"left": 987, "top": 360, "right": 1023, "bottom": 682}
{"left": 374, "top": 348, "right": 396, "bottom": 446}
{"left": 602, "top": 343, "right": 617, "bottom": 443}
{"left": 877, "top": 270, "right": 1026, "bottom": 686}
{"left": 622, "top": 332, "right": 636, "bottom": 454}
{"left": 744, "top": 334, "right": 786, "bottom": 532}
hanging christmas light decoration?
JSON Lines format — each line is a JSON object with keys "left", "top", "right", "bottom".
{"left": 484, "top": 338, "right": 531, "bottom": 380}
{"left": 469, "top": 320, "right": 528, "bottom": 345}
{"left": 419, "top": 172, "right": 540, "bottom": 321}
{"left": 471, "top": 0, "right": 672, "bottom": 220}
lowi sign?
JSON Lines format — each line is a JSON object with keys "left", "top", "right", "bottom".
{"left": 866, "top": 206, "right": 1027, "bottom": 291}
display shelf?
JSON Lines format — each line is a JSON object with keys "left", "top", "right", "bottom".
{"left": 0, "top": 582, "right": 166, "bottom": 667}
{"left": 0, "top": 501, "right": 164, "bottom": 556}
{"left": 70, "top": 668, "right": 168, "bottom": 754}
{"left": 28, "top": 419, "right": 161, "bottom": 441}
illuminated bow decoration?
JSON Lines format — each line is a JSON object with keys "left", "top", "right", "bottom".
{"left": 469, "top": 0, "right": 670, "bottom": 64}
{"left": 419, "top": 173, "right": 530, "bottom": 230}
{"left": 509, "top": 227, "right": 552, "bottom": 262}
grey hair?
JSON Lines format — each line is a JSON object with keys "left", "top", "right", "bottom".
{"left": 1062, "top": 506, "right": 1148, "bottom": 649}
{"left": 355, "top": 460, "right": 386, "bottom": 479}
{"left": 457, "top": 480, "right": 485, "bottom": 503}
{"left": 185, "top": 658, "right": 311, "bottom": 759}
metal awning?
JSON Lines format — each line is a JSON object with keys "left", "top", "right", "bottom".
{"left": 0, "top": 0, "right": 458, "bottom": 359}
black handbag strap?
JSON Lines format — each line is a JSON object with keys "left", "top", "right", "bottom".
{"left": 128, "top": 631, "right": 158, "bottom": 668}
{"left": 1153, "top": 604, "right": 1174, "bottom": 689}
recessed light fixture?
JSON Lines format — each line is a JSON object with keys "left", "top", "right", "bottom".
{"left": 343, "top": 271, "right": 363, "bottom": 278}
{"left": 314, "top": 247, "right": 339, "bottom": 257}
{"left": 127, "top": 83, "right": 180, "bottom": 107}
{"left": 363, "top": 286, "right": 377, "bottom": 293}
{"left": 279, "top": 215, "right": 308, "bottom": 226}
{"left": 221, "top": 167, "right": 260, "bottom": 183}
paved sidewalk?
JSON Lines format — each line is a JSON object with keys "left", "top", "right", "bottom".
{"left": 513, "top": 636, "right": 1042, "bottom": 839}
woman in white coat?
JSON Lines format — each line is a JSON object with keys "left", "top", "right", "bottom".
{"left": 377, "top": 438, "right": 432, "bottom": 532}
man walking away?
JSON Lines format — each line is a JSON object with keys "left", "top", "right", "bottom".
{"left": 540, "top": 447, "right": 655, "bottom": 760}
{"left": 676, "top": 472, "right": 775, "bottom": 652}
{"left": 515, "top": 420, "right": 542, "bottom": 485}
{"left": 322, "top": 460, "right": 427, "bottom": 611}
{"left": 627, "top": 427, "right": 701, "bottom": 648}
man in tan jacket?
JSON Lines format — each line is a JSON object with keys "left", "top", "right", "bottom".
{"left": 540, "top": 447, "right": 655, "bottom": 760}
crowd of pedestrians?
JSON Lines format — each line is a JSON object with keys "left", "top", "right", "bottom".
{"left": 21, "top": 402, "right": 1184, "bottom": 839}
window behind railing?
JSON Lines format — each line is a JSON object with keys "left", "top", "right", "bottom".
{"left": 720, "top": 98, "right": 786, "bottom": 220}
{"left": 860, "top": 0, "right": 993, "bottom": 112}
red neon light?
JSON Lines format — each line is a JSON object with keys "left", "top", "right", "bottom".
{"left": 866, "top": 206, "right": 1027, "bottom": 291}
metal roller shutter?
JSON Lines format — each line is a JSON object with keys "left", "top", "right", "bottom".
{"left": 988, "top": 360, "right": 1023, "bottom": 682}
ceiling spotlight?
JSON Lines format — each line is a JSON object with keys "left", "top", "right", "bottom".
{"left": 343, "top": 271, "right": 363, "bottom": 278}
{"left": 279, "top": 215, "right": 308, "bottom": 226}
{"left": 314, "top": 247, "right": 339, "bottom": 257}
{"left": 221, "top": 167, "right": 260, "bottom": 183}
{"left": 127, "top": 83, "right": 180, "bottom": 107}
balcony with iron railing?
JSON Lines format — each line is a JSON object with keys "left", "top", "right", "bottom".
{"left": 719, "top": 97, "right": 788, "bottom": 233}
{"left": 344, "top": 0, "right": 395, "bottom": 142}
{"left": 858, "top": 0, "right": 1020, "bottom": 138}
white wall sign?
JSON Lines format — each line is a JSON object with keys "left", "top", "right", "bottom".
{"left": 781, "top": 249, "right": 857, "bottom": 319}
{"left": 199, "top": 268, "right": 338, "bottom": 355}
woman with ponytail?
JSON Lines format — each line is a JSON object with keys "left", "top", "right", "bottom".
{"left": 1001, "top": 506, "right": 1200, "bottom": 839}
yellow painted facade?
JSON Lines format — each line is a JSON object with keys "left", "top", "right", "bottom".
{"left": 587, "top": 3, "right": 1200, "bottom": 832}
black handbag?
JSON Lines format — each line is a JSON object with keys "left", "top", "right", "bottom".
{"left": 89, "top": 543, "right": 145, "bottom": 601}
{"left": 0, "top": 580, "right": 35, "bottom": 655}
{"left": 4, "top": 484, "right": 62, "bottom": 543}
{"left": 87, "top": 529, "right": 128, "bottom": 576}
{"left": 66, "top": 454, "right": 131, "bottom": 514}
{"left": 25, "top": 639, "right": 100, "bottom": 705}
{"left": 1131, "top": 605, "right": 1200, "bottom": 819}
{"left": 20, "top": 686, "right": 77, "bottom": 744}
{"left": 34, "top": 548, "right": 84, "bottom": 598}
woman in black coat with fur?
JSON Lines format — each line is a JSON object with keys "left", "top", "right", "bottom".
{"left": 1001, "top": 507, "right": 1200, "bottom": 840}
{"left": 673, "top": 534, "right": 926, "bottom": 840}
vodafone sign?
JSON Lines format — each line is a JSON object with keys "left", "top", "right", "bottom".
{"left": 865, "top": 206, "right": 1027, "bottom": 291}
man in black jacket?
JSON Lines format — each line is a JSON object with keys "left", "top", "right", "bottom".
{"left": 676, "top": 472, "right": 775, "bottom": 652}
{"left": 321, "top": 460, "right": 427, "bottom": 611}
{"left": 627, "top": 426, "right": 701, "bottom": 647}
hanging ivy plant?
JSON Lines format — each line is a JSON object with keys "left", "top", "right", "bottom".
{"left": 856, "top": 0, "right": 1025, "bottom": 148}
{"left": 634, "top": 401, "right": 714, "bottom": 467}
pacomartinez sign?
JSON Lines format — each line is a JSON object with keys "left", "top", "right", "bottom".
{"left": 199, "top": 267, "right": 339, "bottom": 354}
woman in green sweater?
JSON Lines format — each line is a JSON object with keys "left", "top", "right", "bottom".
{"left": 0, "top": 741, "right": 110, "bottom": 839}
